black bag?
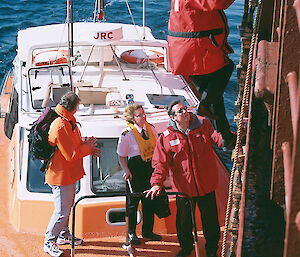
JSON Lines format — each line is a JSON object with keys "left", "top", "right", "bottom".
{"left": 152, "top": 187, "right": 171, "bottom": 219}
{"left": 28, "top": 107, "right": 59, "bottom": 172}
{"left": 28, "top": 107, "right": 59, "bottom": 160}
{"left": 28, "top": 107, "right": 76, "bottom": 172}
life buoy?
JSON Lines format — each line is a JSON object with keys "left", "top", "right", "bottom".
{"left": 32, "top": 49, "right": 69, "bottom": 66}
{"left": 120, "top": 49, "right": 164, "bottom": 65}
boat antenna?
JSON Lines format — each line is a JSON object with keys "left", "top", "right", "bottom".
{"left": 143, "top": 0, "right": 146, "bottom": 39}
{"left": 67, "top": 0, "right": 74, "bottom": 64}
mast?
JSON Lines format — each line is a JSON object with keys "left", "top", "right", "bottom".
{"left": 71, "top": 0, "right": 74, "bottom": 59}
{"left": 143, "top": 0, "right": 146, "bottom": 39}
{"left": 97, "top": 0, "right": 105, "bottom": 21}
{"left": 67, "top": 0, "right": 74, "bottom": 64}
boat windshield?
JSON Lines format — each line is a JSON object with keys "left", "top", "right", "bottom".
{"left": 28, "top": 64, "right": 72, "bottom": 109}
{"left": 91, "top": 138, "right": 125, "bottom": 193}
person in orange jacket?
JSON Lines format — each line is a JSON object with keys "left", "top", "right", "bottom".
{"left": 43, "top": 91, "right": 101, "bottom": 257}
{"left": 168, "top": 0, "right": 236, "bottom": 150}
{"left": 146, "top": 100, "right": 223, "bottom": 257}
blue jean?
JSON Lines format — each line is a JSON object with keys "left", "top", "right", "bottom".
{"left": 44, "top": 183, "right": 76, "bottom": 244}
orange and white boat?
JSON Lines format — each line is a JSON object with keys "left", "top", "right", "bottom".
{"left": 2, "top": 0, "right": 299, "bottom": 256}
{"left": 0, "top": 1, "right": 231, "bottom": 257}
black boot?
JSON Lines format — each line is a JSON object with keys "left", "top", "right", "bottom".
{"left": 176, "top": 248, "right": 193, "bottom": 257}
{"left": 222, "top": 131, "right": 237, "bottom": 151}
{"left": 142, "top": 231, "right": 162, "bottom": 241}
{"left": 128, "top": 233, "right": 141, "bottom": 245}
{"left": 196, "top": 104, "right": 218, "bottom": 120}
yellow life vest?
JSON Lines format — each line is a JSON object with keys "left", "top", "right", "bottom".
{"left": 126, "top": 121, "right": 157, "bottom": 161}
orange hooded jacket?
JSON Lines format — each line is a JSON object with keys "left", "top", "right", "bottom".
{"left": 45, "top": 104, "right": 91, "bottom": 186}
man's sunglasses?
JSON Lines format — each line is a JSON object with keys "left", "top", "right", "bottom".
{"left": 176, "top": 106, "right": 187, "bottom": 114}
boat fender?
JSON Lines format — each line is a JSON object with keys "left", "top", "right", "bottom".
{"left": 120, "top": 49, "right": 164, "bottom": 65}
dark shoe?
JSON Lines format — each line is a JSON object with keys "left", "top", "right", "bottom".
{"left": 196, "top": 104, "right": 218, "bottom": 120}
{"left": 222, "top": 131, "right": 237, "bottom": 151}
{"left": 128, "top": 233, "right": 141, "bottom": 245}
{"left": 176, "top": 248, "right": 193, "bottom": 257}
{"left": 142, "top": 232, "right": 162, "bottom": 241}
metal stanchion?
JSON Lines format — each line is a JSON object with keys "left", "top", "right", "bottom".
{"left": 122, "top": 179, "right": 135, "bottom": 257}
{"left": 71, "top": 191, "right": 198, "bottom": 257}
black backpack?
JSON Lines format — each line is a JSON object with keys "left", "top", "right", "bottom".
{"left": 28, "top": 107, "right": 76, "bottom": 172}
{"left": 28, "top": 107, "right": 59, "bottom": 172}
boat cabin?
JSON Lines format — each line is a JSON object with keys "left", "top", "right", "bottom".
{"left": 4, "top": 22, "right": 204, "bottom": 237}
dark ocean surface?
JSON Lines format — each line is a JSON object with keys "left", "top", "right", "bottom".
{"left": 0, "top": 0, "right": 244, "bottom": 168}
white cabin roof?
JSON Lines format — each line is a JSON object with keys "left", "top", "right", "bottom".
{"left": 17, "top": 22, "right": 167, "bottom": 62}
{"left": 15, "top": 21, "right": 199, "bottom": 139}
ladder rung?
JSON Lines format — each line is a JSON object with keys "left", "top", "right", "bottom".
{"left": 234, "top": 115, "right": 248, "bottom": 123}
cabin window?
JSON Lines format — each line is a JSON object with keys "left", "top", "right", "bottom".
{"left": 27, "top": 153, "right": 52, "bottom": 193}
{"left": 27, "top": 65, "right": 72, "bottom": 109}
{"left": 91, "top": 138, "right": 125, "bottom": 193}
{"left": 106, "top": 208, "right": 126, "bottom": 226}
{"left": 27, "top": 152, "right": 80, "bottom": 193}
{"left": 106, "top": 208, "right": 141, "bottom": 226}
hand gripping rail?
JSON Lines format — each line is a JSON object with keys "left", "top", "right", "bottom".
{"left": 71, "top": 192, "right": 200, "bottom": 257}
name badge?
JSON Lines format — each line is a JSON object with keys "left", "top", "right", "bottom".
{"left": 170, "top": 138, "right": 180, "bottom": 146}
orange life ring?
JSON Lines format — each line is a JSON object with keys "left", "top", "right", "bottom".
{"left": 120, "top": 49, "right": 164, "bottom": 65}
{"left": 32, "top": 49, "right": 69, "bottom": 66}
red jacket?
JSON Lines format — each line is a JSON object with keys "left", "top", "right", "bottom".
{"left": 45, "top": 104, "right": 91, "bottom": 186}
{"left": 151, "top": 114, "right": 222, "bottom": 197}
{"left": 168, "top": 0, "right": 234, "bottom": 75}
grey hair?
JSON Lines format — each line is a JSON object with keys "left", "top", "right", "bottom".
{"left": 59, "top": 91, "right": 80, "bottom": 112}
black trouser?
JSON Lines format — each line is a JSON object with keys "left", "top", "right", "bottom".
{"left": 176, "top": 191, "right": 220, "bottom": 256}
{"left": 189, "top": 59, "right": 234, "bottom": 136}
{"left": 126, "top": 156, "right": 154, "bottom": 235}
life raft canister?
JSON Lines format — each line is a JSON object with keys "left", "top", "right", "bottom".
{"left": 120, "top": 49, "right": 164, "bottom": 65}
{"left": 32, "top": 49, "right": 69, "bottom": 67}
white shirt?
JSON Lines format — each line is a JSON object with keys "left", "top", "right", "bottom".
{"left": 117, "top": 123, "right": 158, "bottom": 158}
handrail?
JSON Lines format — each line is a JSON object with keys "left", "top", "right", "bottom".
{"left": 0, "top": 69, "right": 13, "bottom": 117}
{"left": 71, "top": 191, "right": 199, "bottom": 257}
{"left": 180, "top": 75, "right": 201, "bottom": 107}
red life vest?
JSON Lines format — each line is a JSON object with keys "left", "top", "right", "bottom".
{"left": 168, "top": 0, "right": 235, "bottom": 76}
